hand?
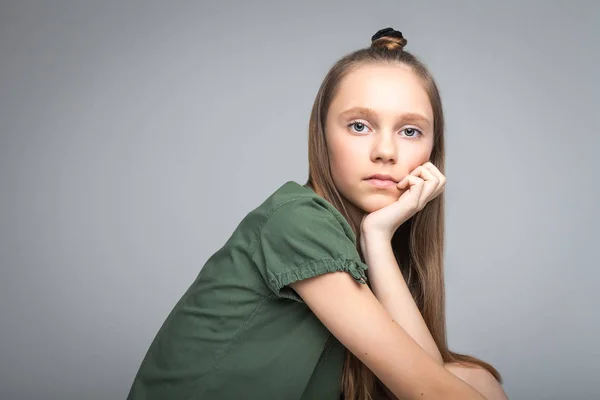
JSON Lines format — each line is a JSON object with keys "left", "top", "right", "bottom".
{"left": 360, "top": 161, "right": 446, "bottom": 242}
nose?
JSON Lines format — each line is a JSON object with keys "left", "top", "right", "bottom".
{"left": 371, "top": 132, "right": 397, "bottom": 163}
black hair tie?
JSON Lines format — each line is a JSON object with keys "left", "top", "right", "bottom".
{"left": 371, "top": 27, "right": 404, "bottom": 42}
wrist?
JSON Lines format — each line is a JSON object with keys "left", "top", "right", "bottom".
{"left": 360, "top": 227, "right": 393, "bottom": 244}
{"left": 360, "top": 229, "right": 393, "bottom": 262}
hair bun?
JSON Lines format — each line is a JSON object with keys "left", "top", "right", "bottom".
{"left": 371, "top": 27, "right": 407, "bottom": 50}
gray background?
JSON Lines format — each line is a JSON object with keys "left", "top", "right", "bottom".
{"left": 1, "top": 1, "right": 598, "bottom": 399}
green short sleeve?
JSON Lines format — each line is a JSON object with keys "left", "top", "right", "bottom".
{"left": 252, "top": 195, "right": 368, "bottom": 302}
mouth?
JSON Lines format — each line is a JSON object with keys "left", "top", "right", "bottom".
{"left": 365, "top": 174, "right": 399, "bottom": 188}
{"left": 365, "top": 174, "right": 398, "bottom": 183}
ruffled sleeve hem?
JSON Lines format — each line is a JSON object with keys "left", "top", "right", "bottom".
{"left": 268, "top": 258, "right": 368, "bottom": 302}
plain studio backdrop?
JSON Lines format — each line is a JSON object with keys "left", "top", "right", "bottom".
{"left": 1, "top": 1, "right": 598, "bottom": 399}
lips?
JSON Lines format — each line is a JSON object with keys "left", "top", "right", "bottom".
{"left": 365, "top": 174, "right": 399, "bottom": 189}
{"left": 365, "top": 174, "right": 398, "bottom": 183}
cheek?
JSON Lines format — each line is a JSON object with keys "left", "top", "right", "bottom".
{"left": 400, "top": 141, "right": 434, "bottom": 172}
{"left": 327, "top": 135, "right": 362, "bottom": 179}
{"left": 407, "top": 152, "right": 431, "bottom": 171}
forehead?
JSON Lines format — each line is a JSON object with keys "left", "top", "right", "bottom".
{"left": 330, "top": 63, "right": 433, "bottom": 121}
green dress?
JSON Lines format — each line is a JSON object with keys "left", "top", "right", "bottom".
{"left": 127, "top": 181, "right": 369, "bottom": 400}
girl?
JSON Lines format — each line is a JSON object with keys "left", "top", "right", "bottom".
{"left": 127, "top": 27, "right": 508, "bottom": 400}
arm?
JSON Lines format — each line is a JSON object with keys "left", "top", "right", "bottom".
{"left": 363, "top": 233, "right": 508, "bottom": 400}
{"left": 290, "top": 272, "right": 487, "bottom": 400}
{"left": 361, "top": 230, "right": 443, "bottom": 364}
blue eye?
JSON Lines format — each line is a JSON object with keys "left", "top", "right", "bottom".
{"left": 348, "top": 121, "right": 370, "bottom": 134}
{"left": 402, "top": 127, "right": 422, "bottom": 138}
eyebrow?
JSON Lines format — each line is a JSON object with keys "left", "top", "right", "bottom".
{"left": 338, "top": 106, "right": 432, "bottom": 128}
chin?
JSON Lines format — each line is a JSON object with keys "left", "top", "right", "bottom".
{"left": 355, "top": 193, "right": 399, "bottom": 213}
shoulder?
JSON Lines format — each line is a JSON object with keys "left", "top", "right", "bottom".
{"left": 259, "top": 186, "right": 355, "bottom": 244}
{"left": 267, "top": 194, "right": 344, "bottom": 226}
{"left": 256, "top": 192, "right": 359, "bottom": 258}
{"left": 250, "top": 184, "right": 367, "bottom": 301}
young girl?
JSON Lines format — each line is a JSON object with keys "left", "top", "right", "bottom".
{"left": 127, "top": 27, "right": 508, "bottom": 400}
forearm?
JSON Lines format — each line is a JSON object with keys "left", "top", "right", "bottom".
{"left": 362, "top": 231, "right": 444, "bottom": 365}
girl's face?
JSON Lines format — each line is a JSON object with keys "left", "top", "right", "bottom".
{"left": 325, "top": 63, "right": 435, "bottom": 221}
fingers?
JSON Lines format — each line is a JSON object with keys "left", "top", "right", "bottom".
{"left": 397, "top": 162, "right": 446, "bottom": 210}
{"left": 413, "top": 166, "right": 438, "bottom": 203}
{"left": 396, "top": 175, "right": 425, "bottom": 209}
{"left": 423, "top": 162, "right": 446, "bottom": 191}
{"left": 413, "top": 163, "right": 445, "bottom": 193}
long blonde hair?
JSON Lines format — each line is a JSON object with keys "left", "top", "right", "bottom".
{"left": 305, "top": 32, "right": 502, "bottom": 399}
